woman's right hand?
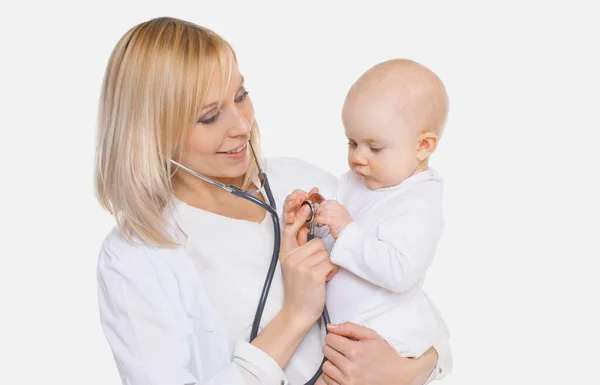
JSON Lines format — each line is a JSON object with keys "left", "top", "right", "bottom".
{"left": 279, "top": 198, "right": 336, "bottom": 324}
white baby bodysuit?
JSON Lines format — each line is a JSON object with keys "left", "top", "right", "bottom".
{"left": 323, "top": 168, "right": 445, "bottom": 358}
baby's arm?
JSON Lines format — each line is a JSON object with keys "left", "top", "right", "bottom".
{"left": 317, "top": 197, "right": 443, "bottom": 293}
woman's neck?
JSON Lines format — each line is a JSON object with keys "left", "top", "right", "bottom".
{"left": 173, "top": 172, "right": 244, "bottom": 205}
{"left": 171, "top": 171, "right": 266, "bottom": 223}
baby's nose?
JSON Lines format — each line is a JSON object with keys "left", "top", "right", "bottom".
{"left": 352, "top": 151, "right": 368, "bottom": 165}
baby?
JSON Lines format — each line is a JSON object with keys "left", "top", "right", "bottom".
{"left": 284, "top": 58, "right": 449, "bottom": 360}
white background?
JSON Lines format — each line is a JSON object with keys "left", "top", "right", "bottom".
{"left": 1, "top": 1, "right": 599, "bottom": 384}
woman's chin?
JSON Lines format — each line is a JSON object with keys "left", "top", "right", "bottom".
{"left": 221, "top": 159, "right": 251, "bottom": 179}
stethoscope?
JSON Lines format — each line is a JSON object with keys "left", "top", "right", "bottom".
{"left": 170, "top": 142, "right": 330, "bottom": 385}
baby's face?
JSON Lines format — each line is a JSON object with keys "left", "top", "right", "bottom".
{"left": 342, "top": 90, "right": 420, "bottom": 190}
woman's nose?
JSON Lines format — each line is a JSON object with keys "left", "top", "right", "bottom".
{"left": 227, "top": 106, "right": 253, "bottom": 136}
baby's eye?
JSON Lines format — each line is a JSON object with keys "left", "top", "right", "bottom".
{"left": 370, "top": 147, "right": 383, "bottom": 153}
{"left": 347, "top": 140, "right": 357, "bottom": 147}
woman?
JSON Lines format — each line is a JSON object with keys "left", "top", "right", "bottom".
{"left": 94, "top": 16, "right": 451, "bottom": 385}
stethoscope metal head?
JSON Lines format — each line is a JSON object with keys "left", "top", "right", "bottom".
{"left": 302, "top": 193, "right": 325, "bottom": 222}
{"left": 302, "top": 192, "right": 325, "bottom": 239}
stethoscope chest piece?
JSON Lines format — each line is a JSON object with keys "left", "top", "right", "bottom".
{"left": 302, "top": 193, "right": 325, "bottom": 239}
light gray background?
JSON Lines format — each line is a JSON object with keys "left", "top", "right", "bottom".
{"left": 1, "top": 1, "right": 598, "bottom": 384}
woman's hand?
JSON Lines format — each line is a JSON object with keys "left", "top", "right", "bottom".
{"left": 283, "top": 187, "right": 319, "bottom": 225}
{"left": 279, "top": 198, "right": 337, "bottom": 324}
{"left": 320, "top": 323, "right": 438, "bottom": 385}
{"left": 283, "top": 187, "right": 339, "bottom": 281}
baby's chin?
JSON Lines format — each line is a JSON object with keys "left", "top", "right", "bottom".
{"left": 363, "top": 177, "right": 386, "bottom": 190}
{"left": 364, "top": 175, "right": 406, "bottom": 190}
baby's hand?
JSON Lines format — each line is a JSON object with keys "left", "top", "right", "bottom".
{"left": 283, "top": 187, "right": 320, "bottom": 225}
{"left": 315, "top": 200, "right": 352, "bottom": 240}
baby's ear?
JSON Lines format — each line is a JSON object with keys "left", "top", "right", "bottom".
{"left": 416, "top": 132, "right": 439, "bottom": 161}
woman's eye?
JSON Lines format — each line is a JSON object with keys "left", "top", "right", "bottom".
{"left": 197, "top": 112, "right": 220, "bottom": 124}
{"left": 197, "top": 89, "right": 248, "bottom": 124}
{"left": 235, "top": 89, "right": 249, "bottom": 103}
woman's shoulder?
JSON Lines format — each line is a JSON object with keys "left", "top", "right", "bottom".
{"left": 97, "top": 227, "right": 183, "bottom": 272}
{"left": 98, "top": 228, "right": 147, "bottom": 274}
{"left": 265, "top": 157, "right": 339, "bottom": 198}
{"left": 100, "top": 227, "right": 149, "bottom": 256}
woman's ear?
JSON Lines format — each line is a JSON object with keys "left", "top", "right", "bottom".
{"left": 416, "top": 132, "right": 439, "bottom": 161}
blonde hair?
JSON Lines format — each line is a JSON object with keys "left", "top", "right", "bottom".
{"left": 94, "top": 17, "right": 263, "bottom": 246}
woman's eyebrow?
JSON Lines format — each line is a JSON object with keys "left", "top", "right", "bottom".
{"left": 200, "top": 76, "right": 246, "bottom": 112}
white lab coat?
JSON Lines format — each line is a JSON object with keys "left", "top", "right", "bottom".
{"left": 96, "top": 157, "right": 452, "bottom": 385}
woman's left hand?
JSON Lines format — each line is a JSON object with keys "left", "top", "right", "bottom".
{"left": 319, "top": 322, "right": 437, "bottom": 385}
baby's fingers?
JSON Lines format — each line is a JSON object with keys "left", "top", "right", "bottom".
{"left": 315, "top": 210, "right": 334, "bottom": 226}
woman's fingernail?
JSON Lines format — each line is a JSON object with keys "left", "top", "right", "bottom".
{"left": 301, "top": 205, "right": 309, "bottom": 214}
{"left": 327, "top": 324, "right": 337, "bottom": 329}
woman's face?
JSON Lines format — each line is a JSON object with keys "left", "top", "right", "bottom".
{"left": 181, "top": 64, "right": 255, "bottom": 184}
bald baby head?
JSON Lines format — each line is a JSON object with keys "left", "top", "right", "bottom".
{"left": 347, "top": 59, "right": 448, "bottom": 136}
{"left": 342, "top": 59, "right": 449, "bottom": 189}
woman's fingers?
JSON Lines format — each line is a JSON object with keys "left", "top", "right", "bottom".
{"left": 287, "top": 251, "right": 335, "bottom": 285}
{"left": 301, "top": 249, "right": 330, "bottom": 267}
{"left": 326, "top": 322, "right": 380, "bottom": 342}
{"left": 322, "top": 344, "right": 349, "bottom": 382}
{"left": 321, "top": 363, "right": 343, "bottom": 385}
{"left": 298, "top": 226, "right": 309, "bottom": 246}
{"left": 325, "top": 264, "right": 339, "bottom": 281}
{"left": 302, "top": 252, "right": 336, "bottom": 281}
{"left": 283, "top": 187, "right": 320, "bottom": 224}
{"left": 284, "top": 238, "right": 326, "bottom": 266}
{"left": 283, "top": 191, "right": 305, "bottom": 224}
{"left": 280, "top": 204, "right": 312, "bottom": 254}
{"left": 324, "top": 332, "right": 357, "bottom": 358}
{"left": 314, "top": 260, "right": 337, "bottom": 281}
{"left": 282, "top": 194, "right": 295, "bottom": 224}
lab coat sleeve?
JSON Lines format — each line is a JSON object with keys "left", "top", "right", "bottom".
{"left": 97, "top": 237, "right": 289, "bottom": 385}
{"left": 329, "top": 198, "right": 443, "bottom": 293}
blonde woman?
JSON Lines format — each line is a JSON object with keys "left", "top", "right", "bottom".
{"left": 94, "top": 17, "right": 451, "bottom": 385}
